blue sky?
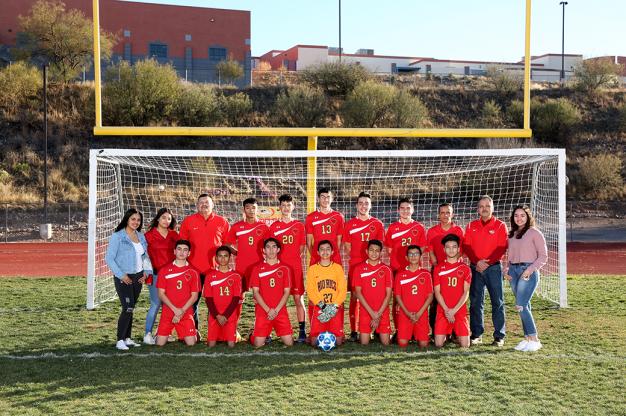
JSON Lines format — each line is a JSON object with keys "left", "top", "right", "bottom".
{"left": 125, "top": 0, "right": 623, "bottom": 61}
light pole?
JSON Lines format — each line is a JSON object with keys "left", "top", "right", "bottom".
{"left": 40, "top": 64, "right": 51, "bottom": 240}
{"left": 560, "top": 1, "right": 568, "bottom": 82}
{"left": 338, "top": 0, "right": 342, "bottom": 62}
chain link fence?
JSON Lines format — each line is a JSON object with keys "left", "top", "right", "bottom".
{"left": 1, "top": 203, "right": 88, "bottom": 243}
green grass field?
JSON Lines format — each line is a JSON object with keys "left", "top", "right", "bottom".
{"left": 0, "top": 275, "right": 624, "bottom": 415}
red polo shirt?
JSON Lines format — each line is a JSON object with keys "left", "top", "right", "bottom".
{"left": 179, "top": 212, "right": 230, "bottom": 274}
{"left": 463, "top": 216, "right": 508, "bottom": 265}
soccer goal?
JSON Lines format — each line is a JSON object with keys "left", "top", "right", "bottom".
{"left": 87, "top": 148, "right": 567, "bottom": 309}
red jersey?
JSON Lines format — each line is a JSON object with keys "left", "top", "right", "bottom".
{"left": 433, "top": 259, "right": 471, "bottom": 309}
{"left": 203, "top": 269, "right": 242, "bottom": 312}
{"left": 179, "top": 212, "right": 230, "bottom": 274}
{"left": 226, "top": 220, "right": 269, "bottom": 277}
{"left": 269, "top": 219, "right": 305, "bottom": 277}
{"left": 385, "top": 220, "right": 427, "bottom": 272}
{"left": 427, "top": 223, "right": 465, "bottom": 264}
{"left": 353, "top": 261, "right": 393, "bottom": 310}
{"left": 145, "top": 228, "right": 179, "bottom": 273}
{"left": 157, "top": 262, "right": 201, "bottom": 313}
{"left": 394, "top": 268, "right": 433, "bottom": 313}
{"left": 249, "top": 261, "right": 292, "bottom": 308}
{"left": 343, "top": 217, "right": 385, "bottom": 266}
{"left": 305, "top": 210, "right": 344, "bottom": 265}
{"left": 463, "top": 216, "right": 508, "bottom": 265}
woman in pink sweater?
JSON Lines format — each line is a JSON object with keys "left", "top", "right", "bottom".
{"left": 504, "top": 205, "right": 547, "bottom": 352}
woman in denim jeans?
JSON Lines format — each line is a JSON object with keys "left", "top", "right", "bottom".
{"left": 504, "top": 205, "right": 547, "bottom": 352}
{"left": 144, "top": 208, "right": 179, "bottom": 345}
{"left": 105, "top": 208, "right": 149, "bottom": 350}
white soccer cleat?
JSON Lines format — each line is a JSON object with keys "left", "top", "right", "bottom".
{"left": 514, "top": 340, "right": 529, "bottom": 351}
{"left": 523, "top": 340, "right": 542, "bottom": 352}
{"left": 143, "top": 333, "right": 156, "bottom": 345}
{"left": 116, "top": 340, "right": 129, "bottom": 350}
{"left": 124, "top": 338, "right": 141, "bottom": 347}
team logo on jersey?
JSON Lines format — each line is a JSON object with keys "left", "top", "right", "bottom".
{"left": 256, "top": 228, "right": 264, "bottom": 236}
{"left": 412, "top": 229, "right": 419, "bottom": 236}
{"left": 227, "top": 279, "right": 234, "bottom": 286}
{"left": 369, "top": 225, "right": 376, "bottom": 232}
{"left": 419, "top": 277, "right": 425, "bottom": 285}
{"left": 277, "top": 270, "right": 283, "bottom": 278}
{"left": 331, "top": 218, "right": 337, "bottom": 225}
{"left": 378, "top": 270, "right": 385, "bottom": 277}
{"left": 489, "top": 229, "right": 495, "bottom": 235}
{"left": 457, "top": 269, "right": 465, "bottom": 277}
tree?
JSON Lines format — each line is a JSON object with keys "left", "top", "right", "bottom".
{"left": 573, "top": 58, "right": 623, "bottom": 93}
{"left": 16, "top": 0, "right": 116, "bottom": 82}
{"left": 215, "top": 58, "right": 244, "bottom": 85}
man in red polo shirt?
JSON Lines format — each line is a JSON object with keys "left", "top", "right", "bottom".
{"left": 426, "top": 202, "right": 464, "bottom": 333}
{"left": 179, "top": 193, "right": 230, "bottom": 337}
{"left": 463, "top": 195, "right": 508, "bottom": 347}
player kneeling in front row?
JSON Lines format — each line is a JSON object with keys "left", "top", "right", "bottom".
{"left": 354, "top": 240, "right": 393, "bottom": 346}
{"left": 433, "top": 234, "right": 472, "bottom": 348}
{"left": 306, "top": 240, "right": 347, "bottom": 347}
{"left": 204, "top": 246, "right": 242, "bottom": 348}
{"left": 394, "top": 245, "right": 433, "bottom": 348}
{"left": 250, "top": 238, "right": 294, "bottom": 348}
{"left": 155, "top": 240, "right": 200, "bottom": 346}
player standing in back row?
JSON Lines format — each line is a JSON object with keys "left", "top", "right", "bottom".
{"left": 343, "top": 192, "right": 385, "bottom": 342}
{"left": 269, "top": 194, "right": 307, "bottom": 343}
{"left": 306, "top": 187, "right": 344, "bottom": 266}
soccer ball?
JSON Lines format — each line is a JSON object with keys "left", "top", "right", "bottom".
{"left": 317, "top": 331, "right": 336, "bottom": 352}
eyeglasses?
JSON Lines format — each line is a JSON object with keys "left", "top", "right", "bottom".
{"left": 407, "top": 252, "right": 421, "bottom": 257}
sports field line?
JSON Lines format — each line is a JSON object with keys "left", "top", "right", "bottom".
{"left": 1, "top": 350, "right": 624, "bottom": 362}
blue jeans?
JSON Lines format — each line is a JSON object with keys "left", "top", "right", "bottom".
{"left": 508, "top": 263, "right": 539, "bottom": 337}
{"left": 470, "top": 263, "right": 506, "bottom": 340}
{"left": 144, "top": 273, "right": 161, "bottom": 335}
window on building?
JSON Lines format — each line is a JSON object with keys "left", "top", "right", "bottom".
{"left": 185, "top": 34, "right": 192, "bottom": 41}
{"left": 149, "top": 43, "right": 167, "bottom": 58}
{"left": 209, "top": 47, "right": 227, "bottom": 62}
{"left": 124, "top": 30, "right": 131, "bottom": 38}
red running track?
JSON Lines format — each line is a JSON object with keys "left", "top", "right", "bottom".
{"left": 0, "top": 242, "right": 625, "bottom": 277}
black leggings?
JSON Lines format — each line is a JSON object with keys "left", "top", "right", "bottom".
{"left": 114, "top": 272, "right": 143, "bottom": 341}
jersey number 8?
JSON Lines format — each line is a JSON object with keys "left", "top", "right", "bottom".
{"left": 269, "top": 278, "right": 276, "bottom": 288}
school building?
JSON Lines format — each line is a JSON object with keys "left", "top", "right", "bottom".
{"left": 0, "top": 0, "right": 252, "bottom": 86}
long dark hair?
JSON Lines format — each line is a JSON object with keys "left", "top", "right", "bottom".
{"left": 148, "top": 208, "right": 177, "bottom": 230}
{"left": 115, "top": 208, "right": 143, "bottom": 232}
{"left": 509, "top": 205, "right": 535, "bottom": 239}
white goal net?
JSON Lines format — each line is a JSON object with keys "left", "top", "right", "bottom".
{"left": 88, "top": 149, "right": 567, "bottom": 309}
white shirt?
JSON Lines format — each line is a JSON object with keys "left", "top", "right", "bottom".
{"left": 132, "top": 241, "right": 144, "bottom": 273}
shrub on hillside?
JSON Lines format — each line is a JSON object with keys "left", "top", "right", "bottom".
{"left": 302, "top": 62, "right": 370, "bottom": 96}
{"left": 175, "top": 83, "right": 220, "bottom": 126}
{"left": 0, "top": 62, "right": 42, "bottom": 115}
{"left": 573, "top": 59, "right": 623, "bottom": 93}
{"left": 103, "top": 59, "right": 180, "bottom": 126}
{"left": 486, "top": 66, "right": 523, "bottom": 97}
{"left": 620, "top": 103, "right": 626, "bottom": 133}
{"left": 506, "top": 98, "right": 581, "bottom": 145}
{"left": 215, "top": 58, "right": 244, "bottom": 85}
{"left": 532, "top": 98, "right": 581, "bottom": 145}
{"left": 274, "top": 84, "right": 327, "bottom": 127}
{"left": 218, "top": 92, "right": 252, "bottom": 126}
{"left": 342, "top": 80, "right": 429, "bottom": 128}
{"left": 575, "top": 154, "right": 624, "bottom": 200}
{"left": 480, "top": 100, "right": 504, "bottom": 128}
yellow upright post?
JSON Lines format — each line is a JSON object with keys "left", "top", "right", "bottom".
{"left": 523, "top": 0, "right": 532, "bottom": 131}
{"left": 307, "top": 136, "right": 318, "bottom": 214}
{"left": 92, "top": 0, "right": 102, "bottom": 128}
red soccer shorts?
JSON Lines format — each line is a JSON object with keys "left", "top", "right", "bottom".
{"left": 309, "top": 304, "right": 345, "bottom": 338}
{"left": 290, "top": 265, "right": 304, "bottom": 296}
{"left": 207, "top": 315, "right": 239, "bottom": 342}
{"left": 358, "top": 305, "right": 391, "bottom": 334}
{"left": 396, "top": 309, "right": 430, "bottom": 342}
{"left": 434, "top": 306, "right": 470, "bottom": 336}
{"left": 253, "top": 306, "right": 293, "bottom": 338}
{"left": 157, "top": 309, "right": 197, "bottom": 339}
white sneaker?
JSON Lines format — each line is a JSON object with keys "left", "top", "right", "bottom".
{"left": 514, "top": 339, "right": 529, "bottom": 351}
{"left": 116, "top": 340, "right": 129, "bottom": 350}
{"left": 124, "top": 338, "right": 141, "bottom": 347}
{"left": 470, "top": 336, "right": 483, "bottom": 345}
{"left": 523, "top": 340, "right": 542, "bottom": 352}
{"left": 143, "top": 333, "right": 155, "bottom": 345}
